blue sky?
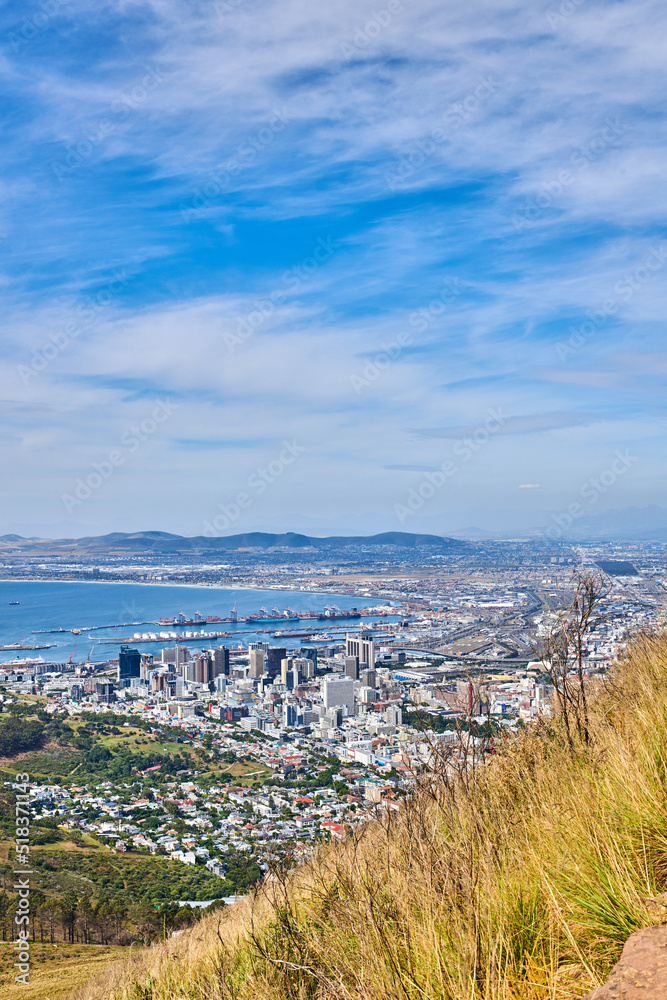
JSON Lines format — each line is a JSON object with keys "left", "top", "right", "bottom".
{"left": 1, "top": 0, "right": 666, "bottom": 538}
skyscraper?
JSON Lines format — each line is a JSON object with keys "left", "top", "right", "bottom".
{"left": 345, "top": 633, "right": 375, "bottom": 668}
{"left": 280, "top": 657, "right": 293, "bottom": 685}
{"left": 294, "top": 656, "right": 314, "bottom": 679}
{"left": 266, "top": 647, "right": 287, "bottom": 681}
{"left": 322, "top": 676, "right": 355, "bottom": 712}
{"left": 298, "top": 647, "right": 317, "bottom": 672}
{"left": 345, "top": 655, "right": 359, "bottom": 680}
{"left": 214, "top": 646, "right": 230, "bottom": 677}
{"left": 249, "top": 649, "right": 265, "bottom": 678}
{"left": 195, "top": 654, "right": 213, "bottom": 684}
{"left": 118, "top": 645, "right": 141, "bottom": 685}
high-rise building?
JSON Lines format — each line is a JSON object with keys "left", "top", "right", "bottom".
{"left": 360, "top": 668, "right": 376, "bottom": 688}
{"left": 118, "top": 645, "right": 141, "bottom": 685}
{"left": 249, "top": 641, "right": 270, "bottom": 653}
{"left": 280, "top": 657, "right": 293, "bottom": 685}
{"left": 214, "top": 646, "right": 230, "bottom": 677}
{"left": 283, "top": 703, "right": 299, "bottom": 727}
{"left": 322, "top": 676, "right": 355, "bottom": 712}
{"left": 344, "top": 655, "right": 359, "bottom": 680}
{"left": 266, "top": 647, "right": 287, "bottom": 681}
{"left": 345, "top": 633, "right": 376, "bottom": 668}
{"left": 385, "top": 705, "right": 403, "bottom": 726}
{"left": 298, "top": 647, "right": 317, "bottom": 672}
{"left": 294, "top": 656, "right": 314, "bottom": 679}
{"left": 286, "top": 666, "right": 301, "bottom": 690}
{"left": 195, "top": 655, "right": 213, "bottom": 685}
{"left": 249, "top": 649, "right": 265, "bottom": 678}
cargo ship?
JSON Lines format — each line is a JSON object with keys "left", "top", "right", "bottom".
{"left": 244, "top": 606, "right": 299, "bottom": 622}
{"left": 155, "top": 605, "right": 370, "bottom": 626}
{"left": 156, "top": 610, "right": 226, "bottom": 627}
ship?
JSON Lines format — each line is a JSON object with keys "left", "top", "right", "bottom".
{"left": 243, "top": 606, "right": 300, "bottom": 622}
{"left": 156, "top": 610, "right": 227, "bottom": 627}
{"left": 0, "top": 643, "right": 56, "bottom": 651}
{"left": 9, "top": 601, "right": 19, "bottom": 605}
{"left": 316, "top": 605, "right": 361, "bottom": 620}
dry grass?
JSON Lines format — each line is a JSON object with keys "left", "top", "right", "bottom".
{"left": 68, "top": 631, "right": 667, "bottom": 1000}
{"left": 1, "top": 944, "right": 125, "bottom": 1000}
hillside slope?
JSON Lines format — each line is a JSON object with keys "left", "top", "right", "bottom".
{"left": 70, "top": 631, "right": 667, "bottom": 1000}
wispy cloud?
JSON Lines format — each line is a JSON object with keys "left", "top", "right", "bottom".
{"left": 1, "top": 0, "right": 666, "bottom": 531}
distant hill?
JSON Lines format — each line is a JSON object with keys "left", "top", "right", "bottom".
{"left": 0, "top": 530, "right": 468, "bottom": 555}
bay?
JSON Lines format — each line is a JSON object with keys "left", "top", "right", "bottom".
{"left": 0, "top": 580, "right": 388, "bottom": 664}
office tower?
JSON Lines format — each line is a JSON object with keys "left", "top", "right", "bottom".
{"left": 344, "top": 655, "right": 359, "bottom": 680}
{"left": 280, "top": 657, "right": 293, "bottom": 685}
{"left": 359, "top": 685, "right": 376, "bottom": 705}
{"left": 298, "top": 647, "right": 317, "bottom": 672}
{"left": 323, "top": 707, "right": 343, "bottom": 728}
{"left": 266, "top": 647, "right": 286, "bottom": 681}
{"left": 322, "top": 676, "right": 354, "bottom": 712}
{"left": 214, "top": 646, "right": 230, "bottom": 677}
{"left": 249, "top": 649, "right": 265, "bottom": 678}
{"left": 345, "top": 632, "right": 376, "bottom": 668}
{"left": 283, "top": 703, "right": 299, "bottom": 727}
{"left": 118, "top": 645, "right": 141, "bottom": 685}
{"left": 286, "top": 666, "right": 300, "bottom": 690}
{"left": 361, "top": 668, "right": 376, "bottom": 688}
{"left": 152, "top": 672, "right": 169, "bottom": 693}
{"left": 294, "top": 656, "right": 314, "bottom": 679}
{"left": 249, "top": 641, "right": 270, "bottom": 653}
{"left": 385, "top": 705, "right": 403, "bottom": 726}
{"left": 195, "top": 655, "right": 213, "bottom": 685}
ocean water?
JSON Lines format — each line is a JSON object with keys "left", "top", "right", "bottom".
{"left": 0, "top": 580, "right": 387, "bottom": 663}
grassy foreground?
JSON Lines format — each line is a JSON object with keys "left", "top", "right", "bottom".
{"left": 69, "top": 631, "right": 667, "bottom": 1000}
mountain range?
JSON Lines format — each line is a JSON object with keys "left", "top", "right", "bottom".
{"left": 0, "top": 530, "right": 468, "bottom": 555}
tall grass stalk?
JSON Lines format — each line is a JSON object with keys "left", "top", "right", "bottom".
{"left": 71, "top": 631, "right": 667, "bottom": 1000}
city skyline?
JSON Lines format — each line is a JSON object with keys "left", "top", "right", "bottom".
{"left": 2, "top": 0, "right": 666, "bottom": 538}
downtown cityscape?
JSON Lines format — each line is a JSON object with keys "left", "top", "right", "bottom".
{"left": 1, "top": 532, "right": 666, "bottom": 962}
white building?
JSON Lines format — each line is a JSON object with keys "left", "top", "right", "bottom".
{"left": 323, "top": 676, "right": 355, "bottom": 712}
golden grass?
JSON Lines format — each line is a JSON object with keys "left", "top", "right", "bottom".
{"left": 67, "top": 631, "right": 667, "bottom": 1000}
{"left": 0, "top": 944, "right": 125, "bottom": 1000}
